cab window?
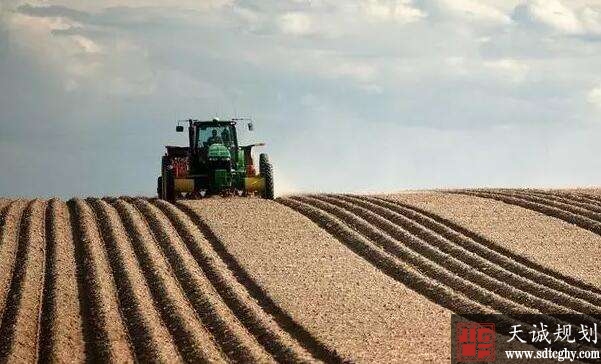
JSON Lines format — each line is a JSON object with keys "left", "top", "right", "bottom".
{"left": 198, "top": 126, "right": 235, "bottom": 148}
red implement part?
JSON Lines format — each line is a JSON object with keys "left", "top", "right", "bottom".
{"left": 245, "top": 151, "right": 257, "bottom": 177}
{"left": 172, "top": 157, "right": 188, "bottom": 178}
{"left": 242, "top": 143, "right": 264, "bottom": 177}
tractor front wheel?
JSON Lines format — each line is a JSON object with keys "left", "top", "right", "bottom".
{"left": 161, "top": 156, "right": 176, "bottom": 202}
{"left": 164, "top": 169, "right": 176, "bottom": 202}
{"left": 259, "top": 153, "right": 274, "bottom": 200}
{"left": 157, "top": 176, "right": 162, "bottom": 198}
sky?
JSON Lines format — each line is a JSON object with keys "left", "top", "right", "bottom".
{"left": 1, "top": 0, "right": 601, "bottom": 198}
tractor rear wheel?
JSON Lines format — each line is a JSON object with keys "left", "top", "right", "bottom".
{"left": 259, "top": 153, "right": 274, "bottom": 199}
{"left": 259, "top": 153, "right": 269, "bottom": 167}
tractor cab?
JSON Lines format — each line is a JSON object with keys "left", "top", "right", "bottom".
{"left": 188, "top": 120, "right": 241, "bottom": 174}
{"left": 158, "top": 118, "right": 274, "bottom": 201}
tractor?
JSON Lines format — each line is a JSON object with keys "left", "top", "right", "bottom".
{"left": 157, "top": 118, "right": 274, "bottom": 201}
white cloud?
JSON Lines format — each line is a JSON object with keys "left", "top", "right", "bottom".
{"left": 588, "top": 84, "right": 601, "bottom": 108}
{"left": 4, "top": 9, "right": 156, "bottom": 95}
{"left": 512, "top": 0, "right": 601, "bottom": 35}
{"left": 35, "top": 0, "right": 233, "bottom": 12}
{"left": 71, "top": 35, "right": 101, "bottom": 53}
{"left": 483, "top": 58, "right": 529, "bottom": 82}
{"left": 361, "top": 0, "right": 426, "bottom": 23}
{"left": 330, "top": 62, "right": 377, "bottom": 82}
{"left": 526, "top": 0, "right": 582, "bottom": 33}
{"left": 436, "top": 0, "right": 511, "bottom": 24}
{"left": 278, "top": 12, "right": 314, "bottom": 35}
{"left": 581, "top": 7, "right": 601, "bottom": 34}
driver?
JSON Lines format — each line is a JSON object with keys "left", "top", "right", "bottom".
{"left": 207, "top": 129, "right": 223, "bottom": 145}
{"left": 221, "top": 129, "right": 231, "bottom": 145}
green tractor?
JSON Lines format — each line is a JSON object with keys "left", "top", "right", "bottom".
{"left": 157, "top": 118, "right": 274, "bottom": 201}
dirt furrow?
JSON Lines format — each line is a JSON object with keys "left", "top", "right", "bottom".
{"left": 506, "top": 190, "right": 601, "bottom": 238}
{"left": 365, "top": 194, "right": 601, "bottom": 304}
{"left": 0, "top": 201, "right": 26, "bottom": 322}
{"left": 495, "top": 190, "right": 601, "bottom": 220}
{"left": 453, "top": 190, "right": 601, "bottom": 236}
{"left": 576, "top": 192, "right": 601, "bottom": 206}
{"left": 277, "top": 197, "right": 492, "bottom": 315}
{"left": 37, "top": 199, "right": 85, "bottom": 363}
{"left": 283, "top": 196, "right": 601, "bottom": 354}
{"left": 107, "top": 198, "right": 226, "bottom": 363}
{"left": 0, "top": 201, "right": 9, "bottom": 213}
{"left": 129, "top": 197, "right": 274, "bottom": 363}
{"left": 0, "top": 200, "right": 46, "bottom": 362}
{"left": 333, "top": 194, "right": 601, "bottom": 314}
{"left": 0, "top": 199, "right": 10, "bottom": 210}
{"left": 511, "top": 190, "right": 601, "bottom": 215}
{"left": 560, "top": 192, "right": 601, "bottom": 207}
{"left": 493, "top": 189, "right": 601, "bottom": 223}
{"left": 154, "top": 199, "right": 323, "bottom": 363}
{"left": 88, "top": 198, "right": 183, "bottom": 363}
{"left": 387, "top": 191, "right": 601, "bottom": 290}
{"left": 293, "top": 195, "right": 568, "bottom": 316}
{"left": 68, "top": 198, "right": 134, "bottom": 362}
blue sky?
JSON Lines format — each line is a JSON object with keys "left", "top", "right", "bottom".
{"left": 1, "top": 0, "right": 601, "bottom": 198}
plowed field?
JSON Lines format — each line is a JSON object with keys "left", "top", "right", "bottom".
{"left": 0, "top": 189, "right": 600, "bottom": 362}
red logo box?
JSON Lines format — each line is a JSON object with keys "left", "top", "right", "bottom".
{"left": 456, "top": 322, "right": 496, "bottom": 362}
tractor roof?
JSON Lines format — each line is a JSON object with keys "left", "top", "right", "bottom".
{"left": 193, "top": 120, "right": 236, "bottom": 127}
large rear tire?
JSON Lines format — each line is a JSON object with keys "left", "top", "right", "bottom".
{"left": 259, "top": 153, "right": 269, "bottom": 167}
{"left": 259, "top": 153, "right": 274, "bottom": 200}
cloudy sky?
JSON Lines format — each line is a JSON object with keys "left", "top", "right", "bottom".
{"left": 1, "top": 0, "right": 601, "bottom": 198}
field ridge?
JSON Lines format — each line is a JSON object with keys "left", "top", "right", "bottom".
{"left": 0, "top": 190, "right": 599, "bottom": 362}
